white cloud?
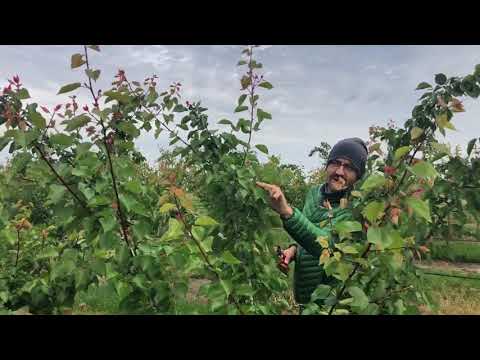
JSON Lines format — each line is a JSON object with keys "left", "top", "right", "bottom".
{"left": 2, "top": 45, "right": 480, "bottom": 170}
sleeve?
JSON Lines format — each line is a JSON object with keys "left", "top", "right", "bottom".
{"left": 281, "top": 187, "right": 330, "bottom": 258}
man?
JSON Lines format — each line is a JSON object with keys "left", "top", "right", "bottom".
{"left": 256, "top": 138, "right": 368, "bottom": 311}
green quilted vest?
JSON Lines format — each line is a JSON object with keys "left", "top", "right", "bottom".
{"left": 282, "top": 184, "right": 352, "bottom": 304}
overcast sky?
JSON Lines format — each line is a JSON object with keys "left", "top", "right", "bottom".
{"left": 1, "top": 45, "right": 480, "bottom": 172}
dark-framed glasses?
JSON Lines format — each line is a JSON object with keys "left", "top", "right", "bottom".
{"left": 328, "top": 159, "right": 356, "bottom": 174}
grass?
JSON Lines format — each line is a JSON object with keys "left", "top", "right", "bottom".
{"left": 429, "top": 240, "right": 480, "bottom": 263}
{"left": 419, "top": 268, "right": 480, "bottom": 315}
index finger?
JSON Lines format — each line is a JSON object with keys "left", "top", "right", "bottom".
{"left": 256, "top": 181, "right": 274, "bottom": 190}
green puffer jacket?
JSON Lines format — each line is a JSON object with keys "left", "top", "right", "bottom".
{"left": 282, "top": 184, "right": 353, "bottom": 304}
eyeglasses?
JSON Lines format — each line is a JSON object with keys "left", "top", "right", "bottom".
{"left": 328, "top": 159, "right": 356, "bottom": 174}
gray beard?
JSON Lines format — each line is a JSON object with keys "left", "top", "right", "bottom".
{"left": 326, "top": 181, "right": 348, "bottom": 194}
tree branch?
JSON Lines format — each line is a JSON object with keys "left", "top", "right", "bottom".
{"left": 83, "top": 45, "right": 135, "bottom": 254}
{"left": 15, "top": 229, "right": 21, "bottom": 267}
{"left": 171, "top": 193, "right": 245, "bottom": 315}
{"left": 33, "top": 142, "right": 90, "bottom": 212}
{"left": 242, "top": 46, "right": 256, "bottom": 166}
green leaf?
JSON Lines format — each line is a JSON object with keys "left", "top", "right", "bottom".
{"left": 89, "top": 195, "right": 110, "bottom": 207}
{"left": 240, "top": 75, "right": 251, "bottom": 90}
{"left": 79, "top": 183, "right": 95, "bottom": 201}
{"left": 467, "top": 138, "right": 477, "bottom": 156}
{"left": 132, "top": 220, "right": 151, "bottom": 241}
{"left": 103, "top": 90, "right": 130, "bottom": 104}
{"left": 234, "top": 105, "right": 248, "bottom": 113}
{"left": 159, "top": 218, "right": 184, "bottom": 242}
{"left": 435, "top": 113, "right": 456, "bottom": 131}
{"left": 47, "top": 184, "right": 66, "bottom": 204}
{"left": 220, "top": 279, "right": 233, "bottom": 297}
{"left": 124, "top": 179, "right": 143, "bottom": 194}
{"left": 311, "top": 285, "right": 332, "bottom": 301}
{"left": 115, "top": 281, "right": 133, "bottom": 301}
{"left": 57, "top": 82, "right": 81, "bottom": 95}
{"left": 257, "top": 108, "right": 272, "bottom": 122}
{"left": 394, "top": 299, "right": 406, "bottom": 315}
{"left": 50, "top": 134, "right": 74, "bottom": 147}
{"left": 360, "top": 173, "right": 386, "bottom": 192}
{"left": 405, "top": 197, "right": 431, "bottom": 222}
{"left": 334, "top": 221, "right": 362, "bottom": 237}
{"left": 394, "top": 146, "right": 411, "bottom": 161}
{"left": 132, "top": 275, "right": 148, "bottom": 290}
{"left": 255, "top": 144, "right": 269, "bottom": 154}
{"left": 51, "top": 259, "right": 76, "bottom": 281}
{"left": 35, "top": 247, "right": 59, "bottom": 260}
{"left": 100, "top": 216, "right": 117, "bottom": 233}
{"left": 388, "top": 252, "right": 404, "bottom": 271}
{"left": 119, "top": 193, "right": 139, "bottom": 213}
{"left": 191, "top": 225, "right": 207, "bottom": 242}
{"left": 218, "top": 119, "right": 234, "bottom": 127}
{"left": 100, "top": 231, "right": 118, "bottom": 249}
{"left": 76, "top": 142, "right": 92, "bottom": 156}
{"left": 410, "top": 161, "right": 439, "bottom": 180}
{"left": 29, "top": 110, "right": 47, "bottom": 129}
{"left": 347, "top": 286, "right": 369, "bottom": 309}
{"left": 367, "top": 227, "right": 393, "bottom": 249}
{"left": 16, "top": 88, "right": 30, "bottom": 100}
{"left": 236, "top": 118, "right": 250, "bottom": 133}
{"left": 237, "top": 94, "right": 247, "bottom": 107}
{"left": 434, "top": 73, "right": 447, "bottom": 85}
{"left": 71, "top": 54, "right": 86, "bottom": 69}
{"left": 258, "top": 81, "right": 273, "bottom": 89}
{"left": 235, "top": 284, "right": 255, "bottom": 297}
{"left": 362, "top": 201, "right": 385, "bottom": 223}
{"left": 386, "top": 229, "right": 405, "bottom": 249}
{"left": 410, "top": 127, "right": 423, "bottom": 140}
{"left": 332, "top": 262, "right": 353, "bottom": 282}
{"left": 334, "top": 243, "right": 358, "bottom": 254}
{"left": 237, "top": 60, "right": 247, "bottom": 66}
{"left": 117, "top": 122, "right": 140, "bottom": 138}
{"left": 416, "top": 82, "right": 432, "bottom": 90}
{"left": 221, "top": 250, "right": 241, "bottom": 265}
{"left": 13, "top": 130, "right": 37, "bottom": 148}
{"left": 147, "top": 88, "right": 159, "bottom": 104}
{"left": 173, "top": 104, "right": 187, "bottom": 112}
{"left": 0, "top": 137, "right": 11, "bottom": 152}
{"left": 85, "top": 69, "right": 101, "bottom": 81}
{"left": 65, "top": 114, "right": 90, "bottom": 131}
{"left": 159, "top": 203, "right": 176, "bottom": 214}
{"left": 195, "top": 216, "right": 218, "bottom": 227}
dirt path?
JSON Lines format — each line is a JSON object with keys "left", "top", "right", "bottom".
{"left": 415, "top": 260, "right": 480, "bottom": 275}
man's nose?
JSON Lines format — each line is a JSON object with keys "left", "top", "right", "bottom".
{"left": 335, "top": 166, "right": 345, "bottom": 176}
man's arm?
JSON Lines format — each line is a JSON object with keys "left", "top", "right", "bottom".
{"left": 257, "top": 182, "right": 328, "bottom": 258}
{"left": 281, "top": 187, "right": 329, "bottom": 258}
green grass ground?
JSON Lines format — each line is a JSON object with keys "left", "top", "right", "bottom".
{"left": 429, "top": 240, "right": 480, "bottom": 263}
{"left": 419, "top": 267, "right": 480, "bottom": 315}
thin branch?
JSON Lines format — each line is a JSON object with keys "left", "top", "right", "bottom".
{"left": 171, "top": 193, "right": 245, "bottom": 315}
{"left": 15, "top": 229, "right": 21, "bottom": 267}
{"left": 83, "top": 45, "right": 135, "bottom": 254}
{"left": 242, "top": 46, "right": 256, "bottom": 166}
{"left": 33, "top": 142, "right": 90, "bottom": 212}
{"left": 328, "top": 243, "right": 371, "bottom": 315}
{"left": 101, "top": 118, "right": 134, "bottom": 252}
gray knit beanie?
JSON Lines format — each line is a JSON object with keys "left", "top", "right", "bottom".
{"left": 327, "top": 138, "right": 368, "bottom": 179}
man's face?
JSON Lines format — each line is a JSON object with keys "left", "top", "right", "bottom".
{"left": 326, "top": 157, "right": 358, "bottom": 192}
